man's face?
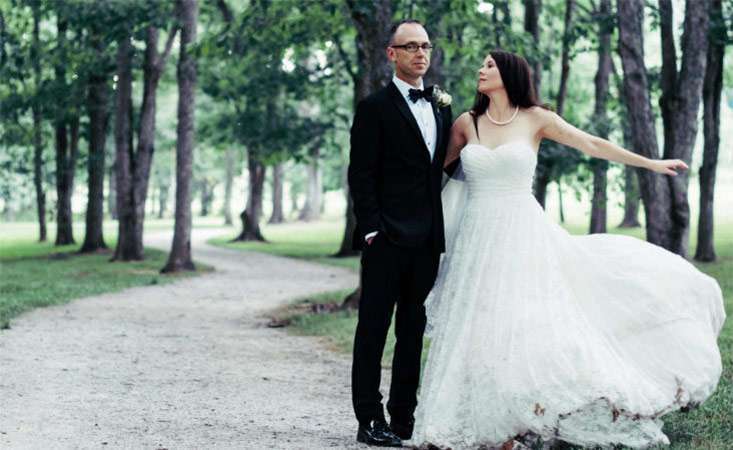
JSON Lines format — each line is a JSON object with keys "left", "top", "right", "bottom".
{"left": 386, "top": 23, "right": 431, "bottom": 80}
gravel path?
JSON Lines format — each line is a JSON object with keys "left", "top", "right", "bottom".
{"left": 0, "top": 228, "right": 371, "bottom": 449}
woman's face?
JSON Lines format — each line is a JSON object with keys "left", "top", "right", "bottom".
{"left": 477, "top": 55, "right": 503, "bottom": 94}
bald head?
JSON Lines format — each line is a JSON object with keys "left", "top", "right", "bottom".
{"left": 388, "top": 20, "right": 429, "bottom": 46}
{"left": 386, "top": 20, "right": 432, "bottom": 86}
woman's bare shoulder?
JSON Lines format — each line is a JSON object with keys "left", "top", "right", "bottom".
{"left": 525, "top": 105, "right": 557, "bottom": 126}
{"left": 450, "top": 111, "right": 474, "bottom": 136}
{"left": 454, "top": 111, "right": 474, "bottom": 126}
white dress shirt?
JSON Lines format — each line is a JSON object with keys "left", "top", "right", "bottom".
{"left": 365, "top": 75, "right": 438, "bottom": 243}
{"left": 391, "top": 74, "right": 437, "bottom": 159}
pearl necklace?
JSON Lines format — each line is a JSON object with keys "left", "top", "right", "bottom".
{"left": 485, "top": 106, "right": 519, "bottom": 126}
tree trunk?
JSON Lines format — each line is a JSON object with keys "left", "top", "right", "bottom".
{"left": 524, "top": 0, "right": 542, "bottom": 97}
{"left": 158, "top": 180, "right": 169, "bottom": 219}
{"left": 557, "top": 177, "right": 565, "bottom": 223}
{"left": 555, "top": 0, "right": 574, "bottom": 116}
{"left": 199, "top": 179, "right": 213, "bottom": 216}
{"left": 54, "top": 18, "right": 76, "bottom": 246}
{"left": 422, "top": 0, "right": 453, "bottom": 88}
{"left": 112, "top": 34, "right": 140, "bottom": 260}
{"left": 223, "top": 146, "right": 235, "bottom": 225}
{"left": 657, "top": 0, "right": 710, "bottom": 256}
{"left": 113, "top": 25, "right": 178, "bottom": 261}
{"left": 234, "top": 152, "right": 266, "bottom": 241}
{"left": 268, "top": 162, "right": 284, "bottom": 224}
{"left": 31, "top": 0, "right": 46, "bottom": 242}
{"left": 695, "top": 0, "right": 724, "bottom": 262}
{"left": 289, "top": 175, "right": 300, "bottom": 218}
{"left": 55, "top": 114, "right": 79, "bottom": 246}
{"left": 589, "top": 0, "right": 612, "bottom": 234}
{"left": 108, "top": 163, "right": 117, "bottom": 219}
{"left": 299, "top": 147, "right": 322, "bottom": 222}
{"left": 532, "top": 171, "right": 551, "bottom": 209}
{"left": 533, "top": 0, "right": 574, "bottom": 207}
{"left": 80, "top": 34, "right": 110, "bottom": 253}
{"left": 617, "top": 0, "right": 673, "bottom": 248}
{"left": 616, "top": 78, "right": 641, "bottom": 228}
{"left": 619, "top": 166, "right": 641, "bottom": 228}
{"left": 162, "top": 0, "right": 197, "bottom": 273}
{"left": 132, "top": 26, "right": 164, "bottom": 252}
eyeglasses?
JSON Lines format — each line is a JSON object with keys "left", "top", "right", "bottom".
{"left": 390, "top": 42, "right": 434, "bottom": 53}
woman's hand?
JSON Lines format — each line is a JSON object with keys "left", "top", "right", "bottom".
{"left": 646, "top": 159, "right": 689, "bottom": 176}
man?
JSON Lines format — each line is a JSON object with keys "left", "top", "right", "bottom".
{"left": 347, "top": 19, "right": 452, "bottom": 447}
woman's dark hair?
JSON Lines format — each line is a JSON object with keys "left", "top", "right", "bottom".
{"left": 469, "top": 50, "right": 551, "bottom": 134}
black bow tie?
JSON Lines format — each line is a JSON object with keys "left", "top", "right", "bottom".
{"left": 408, "top": 86, "right": 434, "bottom": 103}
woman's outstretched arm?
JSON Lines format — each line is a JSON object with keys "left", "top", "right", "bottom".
{"left": 535, "top": 108, "right": 688, "bottom": 176}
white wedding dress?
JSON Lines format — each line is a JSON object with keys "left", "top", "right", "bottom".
{"left": 412, "top": 140, "right": 726, "bottom": 449}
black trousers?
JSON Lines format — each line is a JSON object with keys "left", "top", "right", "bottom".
{"left": 351, "top": 233, "right": 440, "bottom": 425}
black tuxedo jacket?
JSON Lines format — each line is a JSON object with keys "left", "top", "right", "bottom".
{"left": 347, "top": 81, "right": 453, "bottom": 253}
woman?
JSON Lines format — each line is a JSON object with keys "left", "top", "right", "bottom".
{"left": 411, "top": 50, "right": 726, "bottom": 449}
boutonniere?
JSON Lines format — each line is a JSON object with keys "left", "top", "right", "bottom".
{"left": 433, "top": 85, "right": 452, "bottom": 107}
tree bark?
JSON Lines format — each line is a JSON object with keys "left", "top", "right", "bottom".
{"left": 199, "top": 179, "right": 213, "bottom": 216}
{"left": 695, "top": 0, "right": 724, "bottom": 262}
{"left": 108, "top": 163, "right": 117, "bottom": 220}
{"left": 615, "top": 72, "right": 641, "bottom": 228}
{"left": 112, "top": 34, "right": 140, "bottom": 260}
{"left": 533, "top": 0, "right": 574, "bottom": 207}
{"left": 268, "top": 162, "right": 284, "bottom": 224}
{"left": 55, "top": 114, "right": 80, "bottom": 246}
{"left": 555, "top": 0, "right": 574, "bottom": 116}
{"left": 589, "top": 0, "right": 612, "bottom": 234}
{"left": 617, "top": 0, "right": 673, "bottom": 248}
{"left": 54, "top": 18, "right": 76, "bottom": 246}
{"left": 619, "top": 166, "right": 641, "bottom": 228}
{"left": 113, "top": 24, "right": 179, "bottom": 261}
{"left": 289, "top": 174, "right": 300, "bottom": 218}
{"left": 163, "top": 0, "right": 197, "bottom": 273}
{"left": 80, "top": 32, "right": 110, "bottom": 253}
{"left": 422, "top": 0, "right": 451, "bottom": 88}
{"left": 158, "top": 179, "right": 169, "bottom": 219}
{"left": 131, "top": 26, "right": 163, "bottom": 249}
{"left": 524, "top": 0, "right": 543, "bottom": 97}
{"left": 299, "top": 146, "right": 322, "bottom": 222}
{"left": 557, "top": 177, "right": 565, "bottom": 223}
{"left": 657, "top": 0, "right": 710, "bottom": 256}
{"left": 223, "top": 146, "right": 235, "bottom": 225}
{"left": 31, "top": 0, "right": 46, "bottom": 242}
{"left": 234, "top": 152, "right": 266, "bottom": 241}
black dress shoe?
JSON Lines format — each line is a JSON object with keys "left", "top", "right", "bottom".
{"left": 357, "top": 420, "right": 403, "bottom": 447}
{"left": 389, "top": 418, "right": 415, "bottom": 440}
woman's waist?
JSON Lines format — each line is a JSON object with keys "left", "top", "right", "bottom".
{"left": 466, "top": 185, "right": 533, "bottom": 198}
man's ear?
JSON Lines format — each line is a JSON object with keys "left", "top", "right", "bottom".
{"left": 386, "top": 47, "right": 395, "bottom": 62}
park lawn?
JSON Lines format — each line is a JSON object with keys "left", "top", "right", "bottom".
{"left": 208, "top": 220, "right": 360, "bottom": 271}
{"left": 0, "top": 221, "right": 210, "bottom": 330}
{"left": 213, "top": 219, "right": 733, "bottom": 449}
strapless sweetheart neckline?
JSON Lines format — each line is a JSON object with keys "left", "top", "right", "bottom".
{"left": 463, "top": 139, "right": 537, "bottom": 157}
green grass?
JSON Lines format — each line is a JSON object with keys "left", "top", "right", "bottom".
{"left": 208, "top": 220, "right": 360, "bottom": 271}
{"left": 212, "top": 219, "right": 733, "bottom": 449}
{"left": 0, "top": 221, "right": 209, "bottom": 329}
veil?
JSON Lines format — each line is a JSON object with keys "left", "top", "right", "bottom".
{"left": 426, "top": 159, "right": 469, "bottom": 337}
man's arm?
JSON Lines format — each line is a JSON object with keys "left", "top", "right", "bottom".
{"left": 347, "top": 99, "right": 382, "bottom": 242}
